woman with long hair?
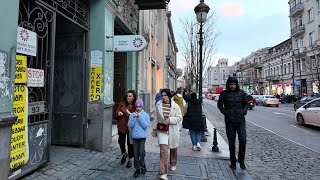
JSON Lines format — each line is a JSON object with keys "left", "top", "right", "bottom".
{"left": 115, "top": 90, "right": 137, "bottom": 168}
{"left": 151, "top": 89, "right": 182, "bottom": 180}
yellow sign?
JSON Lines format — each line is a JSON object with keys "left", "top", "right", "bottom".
{"left": 15, "top": 55, "right": 27, "bottom": 84}
{"left": 89, "top": 67, "right": 102, "bottom": 101}
{"left": 10, "top": 85, "right": 29, "bottom": 170}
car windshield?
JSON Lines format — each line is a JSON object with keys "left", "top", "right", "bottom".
{"left": 265, "top": 96, "right": 274, "bottom": 98}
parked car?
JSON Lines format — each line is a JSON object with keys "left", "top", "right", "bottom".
{"left": 294, "top": 96, "right": 316, "bottom": 111}
{"left": 252, "top": 95, "right": 262, "bottom": 104}
{"left": 280, "top": 95, "right": 299, "bottom": 104}
{"left": 295, "top": 98, "right": 320, "bottom": 127}
{"left": 256, "top": 95, "right": 280, "bottom": 107}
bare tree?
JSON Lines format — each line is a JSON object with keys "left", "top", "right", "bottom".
{"left": 179, "top": 13, "right": 220, "bottom": 92}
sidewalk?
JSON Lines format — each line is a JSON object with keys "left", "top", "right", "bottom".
{"left": 22, "top": 120, "right": 237, "bottom": 180}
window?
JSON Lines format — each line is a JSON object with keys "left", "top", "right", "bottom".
{"left": 277, "top": 66, "right": 279, "bottom": 75}
{"left": 284, "top": 64, "right": 287, "bottom": 74}
{"left": 308, "top": 8, "right": 314, "bottom": 22}
{"left": 307, "top": 100, "right": 320, "bottom": 108}
{"left": 274, "top": 67, "right": 276, "bottom": 76}
{"left": 317, "top": 0, "right": 320, "bottom": 13}
{"left": 288, "top": 63, "right": 291, "bottom": 73}
{"left": 309, "top": 31, "right": 315, "bottom": 45}
{"left": 298, "top": 16, "right": 303, "bottom": 26}
{"left": 297, "top": 60, "right": 301, "bottom": 71}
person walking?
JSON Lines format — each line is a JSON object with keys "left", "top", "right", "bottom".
{"left": 218, "top": 77, "right": 248, "bottom": 170}
{"left": 182, "top": 92, "right": 205, "bottom": 151}
{"left": 115, "top": 90, "right": 137, "bottom": 168}
{"left": 155, "top": 88, "right": 163, "bottom": 104}
{"left": 128, "top": 98, "right": 150, "bottom": 178}
{"left": 151, "top": 89, "right": 182, "bottom": 180}
{"left": 172, "top": 88, "right": 186, "bottom": 131}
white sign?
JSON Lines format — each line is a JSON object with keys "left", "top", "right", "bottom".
{"left": 114, "top": 35, "right": 147, "bottom": 52}
{"left": 17, "top": 27, "right": 37, "bottom": 57}
{"left": 90, "top": 50, "right": 103, "bottom": 67}
{"left": 28, "top": 101, "right": 45, "bottom": 115}
{"left": 28, "top": 68, "right": 44, "bottom": 87}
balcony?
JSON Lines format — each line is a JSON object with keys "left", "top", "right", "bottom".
{"left": 289, "top": 3, "right": 304, "bottom": 17}
{"left": 266, "top": 76, "right": 280, "bottom": 81}
{"left": 291, "top": 24, "right": 305, "bottom": 37}
{"left": 135, "top": 0, "right": 169, "bottom": 10}
{"left": 251, "top": 62, "right": 263, "bottom": 69}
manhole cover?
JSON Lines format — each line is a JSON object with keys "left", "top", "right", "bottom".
{"left": 168, "top": 163, "right": 208, "bottom": 179}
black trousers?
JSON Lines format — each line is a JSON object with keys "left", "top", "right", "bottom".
{"left": 226, "top": 122, "right": 247, "bottom": 164}
{"left": 133, "top": 138, "right": 146, "bottom": 169}
{"left": 118, "top": 131, "right": 134, "bottom": 158}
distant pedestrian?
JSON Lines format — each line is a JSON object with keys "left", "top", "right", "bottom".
{"left": 115, "top": 90, "right": 137, "bottom": 168}
{"left": 155, "top": 88, "right": 163, "bottom": 105}
{"left": 151, "top": 89, "right": 183, "bottom": 180}
{"left": 172, "top": 88, "right": 186, "bottom": 130}
{"left": 182, "top": 92, "right": 205, "bottom": 151}
{"left": 218, "top": 77, "right": 248, "bottom": 170}
{"left": 128, "top": 98, "right": 150, "bottom": 178}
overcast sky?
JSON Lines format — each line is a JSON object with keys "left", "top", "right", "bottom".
{"left": 169, "top": 0, "right": 291, "bottom": 68}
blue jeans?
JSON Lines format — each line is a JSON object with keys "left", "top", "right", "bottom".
{"left": 189, "top": 130, "right": 201, "bottom": 146}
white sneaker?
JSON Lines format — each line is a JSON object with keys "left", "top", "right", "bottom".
{"left": 192, "top": 145, "right": 197, "bottom": 151}
{"left": 170, "top": 166, "right": 176, "bottom": 171}
{"left": 160, "top": 174, "right": 168, "bottom": 180}
{"left": 197, "top": 142, "right": 201, "bottom": 151}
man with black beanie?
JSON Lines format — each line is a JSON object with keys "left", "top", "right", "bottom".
{"left": 218, "top": 76, "right": 248, "bottom": 170}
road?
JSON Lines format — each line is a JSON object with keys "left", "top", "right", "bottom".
{"left": 204, "top": 99, "right": 320, "bottom": 153}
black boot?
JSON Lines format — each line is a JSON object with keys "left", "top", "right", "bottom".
{"left": 121, "top": 154, "right": 128, "bottom": 164}
{"left": 134, "top": 169, "right": 140, "bottom": 178}
{"left": 126, "top": 160, "right": 132, "bottom": 168}
{"left": 230, "top": 162, "right": 236, "bottom": 170}
{"left": 141, "top": 165, "right": 146, "bottom": 175}
{"left": 240, "top": 162, "right": 246, "bottom": 170}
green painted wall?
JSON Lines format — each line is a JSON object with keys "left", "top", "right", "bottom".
{"left": 89, "top": 0, "right": 114, "bottom": 104}
{"left": 0, "top": 0, "right": 19, "bottom": 113}
{"left": 126, "top": 52, "right": 137, "bottom": 91}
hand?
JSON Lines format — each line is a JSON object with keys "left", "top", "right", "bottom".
{"left": 137, "top": 113, "right": 141, "bottom": 118}
{"left": 164, "top": 118, "right": 169, "bottom": 125}
{"left": 132, "top": 113, "right": 137, "bottom": 118}
{"left": 118, "top": 112, "right": 123, "bottom": 116}
{"left": 151, "top": 130, "right": 157, "bottom": 137}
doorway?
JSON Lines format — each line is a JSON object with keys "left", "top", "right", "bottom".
{"left": 52, "top": 14, "right": 87, "bottom": 146}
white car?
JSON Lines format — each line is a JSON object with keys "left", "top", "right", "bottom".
{"left": 295, "top": 98, "right": 320, "bottom": 127}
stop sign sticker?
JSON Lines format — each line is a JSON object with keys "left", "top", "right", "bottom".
{"left": 27, "top": 68, "right": 44, "bottom": 87}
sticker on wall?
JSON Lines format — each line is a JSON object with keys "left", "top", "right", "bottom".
{"left": 16, "top": 27, "right": 37, "bottom": 57}
{"left": 27, "top": 68, "right": 44, "bottom": 87}
{"left": 89, "top": 67, "right": 102, "bottom": 101}
{"left": 15, "top": 55, "right": 27, "bottom": 84}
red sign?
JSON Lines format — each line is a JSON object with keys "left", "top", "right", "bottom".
{"left": 285, "top": 84, "right": 290, "bottom": 87}
{"left": 277, "top": 84, "right": 282, "bottom": 87}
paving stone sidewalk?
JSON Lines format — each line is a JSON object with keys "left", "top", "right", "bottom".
{"left": 204, "top": 101, "right": 320, "bottom": 180}
{"left": 22, "top": 120, "right": 238, "bottom": 180}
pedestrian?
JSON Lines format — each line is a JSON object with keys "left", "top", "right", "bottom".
{"left": 151, "top": 89, "right": 183, "bottom": 180}
{"left": 172, "top": 88, "right": 187, "bottom": 131}
{"left": 155, "top": 88, "right": 163, "bottom": 104}
{"left": 115, "top": 90, "right": 137, "bottom": 168}
{"left": 218, "top": 77, "right": 248, "bottom": 170}
{"left": 128, "top": 98, "right": 150, "bottom": 178}
{"left": 182, "top": 92, "right": 205, "bottom": 151}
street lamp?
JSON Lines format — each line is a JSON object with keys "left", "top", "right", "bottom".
{"left": 194, "top": 0, "right": 210, "bottom": 143}
{"left": 194, "top": 0, "right": 210, "bottom": 100}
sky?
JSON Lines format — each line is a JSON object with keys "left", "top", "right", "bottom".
{"left": 168, "top": 0, "right": 291, "bottom": 68}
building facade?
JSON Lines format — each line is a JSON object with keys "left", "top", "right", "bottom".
{"left": 289, "top": 0, "right": 320, "bottom": 95}
{"left": 207, "top": 58, "right": 233, "bottom": 89}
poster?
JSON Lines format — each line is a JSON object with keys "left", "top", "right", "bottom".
{"left": 10, "top": 85, "right": 29, "bottom": 170}
{"left": 15, "top": 55, "right": 27, "bottom": 84}
{"left": 27, "top": 68, "right": 44, "bottom": 87}
{"left": 90, "top": 67, "right": 102, "bottom": 101}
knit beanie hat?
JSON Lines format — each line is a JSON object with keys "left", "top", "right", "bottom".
{"left": 135, "top": 98, "right": 144, "bottom": 108}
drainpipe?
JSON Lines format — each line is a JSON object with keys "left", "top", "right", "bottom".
{"left": 136, "top": 12, "right": 140, "bottom": 95}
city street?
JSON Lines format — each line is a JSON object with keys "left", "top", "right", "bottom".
{"left": 204, "top": 99, "right": 320, "bottom": 179}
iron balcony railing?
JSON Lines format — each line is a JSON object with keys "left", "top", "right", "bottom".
{"left": 289, "top": 3, "right": 304, "bottom": 17}
{"left": 291, "top": 24, "right": 305, "bottom": 37}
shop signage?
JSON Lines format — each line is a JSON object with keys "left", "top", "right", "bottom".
{"left": 89, "top": 67, "right": 102, "bottom": 101}
{"left": 15, "top": 55, "right": 27, "bottom": 84}
{"left": 27, "top": 68, "right": 44, "bottom": 87}
{"left": 28, "top": 101, "right": 45, "bottom": 115}
{"left": 114, "top": 35, "right": 147, "bottom": 52}
{"left": 10, "top": 85, "right": 29, "bottom": 170}
{"left": 17, "top": 27, "right": 37, "bottom": 57}
{"left": 277, "top": 84, "right": 282, "bottom": 87}
{"left": 296, "top": 80, "right": 301, "bottom": 87}
{"left": 285, "top": 84, "right": 291, "bottom": 87}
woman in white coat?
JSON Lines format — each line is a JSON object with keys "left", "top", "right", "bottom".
{"left": 151, "top": 89, "right": 183, "bottom": 180}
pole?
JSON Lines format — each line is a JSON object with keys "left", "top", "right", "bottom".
{"left": 298, "top": 51, "right": 302, "bottom": 97}
{"left": 199, "top": 22, "right": 203, "bottom": 100}
{"left": 281, "top": 58, "right": 284, "bottom": 94}
{"left": 292, "top": 55, "right": 295, "bottom": 95}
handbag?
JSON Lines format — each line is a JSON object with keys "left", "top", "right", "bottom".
{"left": 157, "top": 123, "right": 169, "bottom": 132}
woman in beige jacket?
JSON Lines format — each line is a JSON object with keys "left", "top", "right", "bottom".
{"left": 151, "top": 89, "right": 182, "bottom": 180}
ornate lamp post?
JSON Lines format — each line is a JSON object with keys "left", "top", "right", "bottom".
{"left": 194, "top": 0, "right": 210, "bottom": 142}
{"left": 194, "top": 0, "right": 210, "bottom": 100}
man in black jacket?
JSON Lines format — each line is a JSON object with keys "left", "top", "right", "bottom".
{"left": 218, "top": 76, "right": 248, "bottom": 170}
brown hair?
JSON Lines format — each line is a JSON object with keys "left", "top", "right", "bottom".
{"left": 123, "top": 90, "right": 137, "bottom": 107}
